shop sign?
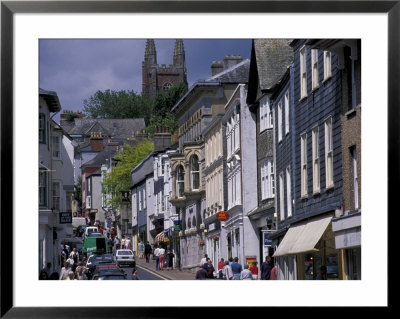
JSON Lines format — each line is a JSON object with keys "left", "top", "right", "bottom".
{"left": 59, "top": 212, "right": 72, "bottom": 224}
{"left": 263, "top": 232, "right": 272, "bottom": 246}
{"left": 216, "top": 211, "right": 229, "bottom": 221}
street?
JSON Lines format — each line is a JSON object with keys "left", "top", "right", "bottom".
{"left": 120, "top": 265, "right": 169, "bottom": 280}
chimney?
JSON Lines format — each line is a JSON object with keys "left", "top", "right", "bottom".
{"left": 89, "top": 132, "right": 104, "bottom": 151}
{"left": 106, "top": 138, "right": 120, "bottom": 150}
{"left": 60, "top": 110, "right": 83, "bottom": 127}
{"left": 211, "top": 61, "right": 224, "bottom": 76}
{"left": 135, "top": 129, "right": 149, "bottom": 142}
{"left": 154, "top": 126, "right": 172, "bottom": 152}
{"left": 223, "top": 54, "right": 243, "bottom": 70}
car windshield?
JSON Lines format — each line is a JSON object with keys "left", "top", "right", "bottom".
{"left": 117, "top": 251, "right": 133, "bottom": 256}
{"left": 88, "top": 232, "right": 102, "bottom": 237}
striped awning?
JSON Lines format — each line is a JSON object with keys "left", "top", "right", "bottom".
{"left": 155, "top": 231, "right": 165, "bottom": 243}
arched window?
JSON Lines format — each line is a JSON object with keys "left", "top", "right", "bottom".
{"left": 176, "top": 165, "right": 185, "bottom": 198}
{"left": 190, "top": 155, "right": 200, "bottom": 190}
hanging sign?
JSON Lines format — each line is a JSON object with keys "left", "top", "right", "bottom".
{"left": 216, "top": 211, "right": 229, "bottom": 221}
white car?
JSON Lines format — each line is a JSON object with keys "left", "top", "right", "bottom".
{"left": 84, "top": 226, "right": 98, "bottom": 238}
{"left": 115, "top": 249, "right": 136, "bottom": 267}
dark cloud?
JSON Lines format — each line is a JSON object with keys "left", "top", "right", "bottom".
{"left": 39, "top": 38, "right": 252, "bottom": 120}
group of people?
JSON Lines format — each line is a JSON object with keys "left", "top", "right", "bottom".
{"left": 196, "top": 254, "right": 278, "bottom": 280}
{"left": 107, "top": 234, "right": 132, "bottom": 253}
{"left": 152, "top": 244, "right": 175, "bottom": 271}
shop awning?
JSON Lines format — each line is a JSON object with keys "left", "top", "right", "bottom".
{"left": 155, "top": 231, "right": 165, "bottom": 243}
{"left": 273, "top": 214, "right": 332, "bottom": 257}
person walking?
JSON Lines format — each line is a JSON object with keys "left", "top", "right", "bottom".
{"left": 203, "top": 259, "right": 215, "bottom": 279}
{"left": 154, "top": 245, "right": 161, "bottom": 271}
{"left": 115, "top": 236, "right": 121, "bottom": 250}
{"left": 125, "top": 237, "right": 132, "bottom": 250}
{"left": 316, "top": 265, "right": 327, "bottom": 280}
{"left": 217, "top": 258, "right": 225, "bottom": 279}
{"left": 74, "top": 264, "right": 87, "bottom": 280}
{"left": 107, "top": 235, "right": 114, "bottom": 254}
{"left": 195, "top": 267, "right": 208, "bottom": 280}
{"left": 261, "top": 256, "right": 272, "bottom": 280}
{"left": 165, "top": 247, "right": 174, "bottom": 270}
{"left": 159, "top": 245, "right": 165, "bottom": 271}
{"left": 240, "top": 264, "right": 253, "bottom": 280}
{"left": 121, "top": 236, "right": 126, "bottom": 249}
{"left": 223, "top": 260, "right": 233, "bottom": 280}
{"left": 200, "top": 254, "right": 208, "bottom": 267}
{"left": 144, "top": 241, "right": 152, "bottom": 263}
{"left": 138, "top": 241, "right": 144, "bottom": 259}
{"left": 249, "top": 261, "right": 259, "bottom": 280}
{"left": 270, "top": 263, "right": 278, "bottom": 280}
{"left": 69, "top": 248, "right": 79, "bottom": 272}
{"left": 231, "top": 257, "right": 243, "bottom": 280}
{"left": 59, "top": 262, "right": 70, "bottom": 280}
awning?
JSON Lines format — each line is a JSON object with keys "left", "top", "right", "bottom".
{"left": 273, "top": 214, "right": 332, "bottom": 257}
{"left": 155, "top": 231, "right": 165, "bottom": 243}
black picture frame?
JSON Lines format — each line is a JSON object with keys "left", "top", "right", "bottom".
{"left": 1, "top": 0, "right": 395, "bottom": 317}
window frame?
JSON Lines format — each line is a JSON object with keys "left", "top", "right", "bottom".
{"left": 176, "top": 165, "right": 185, "bottom": 198}
{"left": 190, "top": 155, "right": 200, "bottom": 191}
{"left": 312, "top": 125, "right": 320, "bottom": 194}
{"left": 286, "top": 166, "right": 292, "bottom": 217}
{"left": 39, "top": 113, "right": 46, "bottom": 144}
{"left": 311, "top": 49, "right": 319, "bottom": 90}
{"left": 300, "top": 46, "right": 307, "bottom": 99}
{"left": 300, "top": 133, "right": 308, "bottom": 198}
{"left": 284, "top": 90, "right": 290, "bottom": 135}
{"left": 324, "top": 50, "right": 332, "bottom": 81}
{"left": 279, "top": 172, "right": 285, "bottom": 221}
{"left": 325, "top": 117, "right": 334, "bottom": 189}
{"left": 278, "top": 100, "right": 283, "bottom": 142}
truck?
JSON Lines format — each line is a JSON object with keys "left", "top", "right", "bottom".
{"left": 83, "top": 235, "right": 108, "bottom": 255}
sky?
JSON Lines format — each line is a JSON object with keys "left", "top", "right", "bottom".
{"left": 39, "top": 39, "right": 252, "bottom": 123}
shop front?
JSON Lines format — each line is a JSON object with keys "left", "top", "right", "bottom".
{"left": 273, "top": 213, "right": 342, "bottom": 280}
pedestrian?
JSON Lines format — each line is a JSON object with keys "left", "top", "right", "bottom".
{"left": 115, "top": 236, "right": 121, "bottom": 250}
{"left": 228, "top": 257, "right": 234, "bottom": 266}
{"left": 154, "top": 245, "right": 161, "bottom": 271}
{"left": 165, "top": 247, "right": 173, "bottom": 270}
{"left": 240, "top": 264, "right": 253, "bottom": 280}
{"left": 200, "top": 254, "right": 208, "bottom": 267}
{"left": 107, "top": 235, "right": 114, "bottom": 254}
{"left": 67, "top": 270, "right": 75, "bottom": 280}
{"left": 159, "top": 245, "right": 165, "bottom": 270}
{"left": 231, "top": 257, "right": 243, "bottom": 280}
{"left": 66, "top": 254, "right": 75, "bottom": 271}
{"left": 131, "top": 268, "right": 139, "bottom": 280}
{"left": 59, "top": 262, "right": 70, "bottom": 280}
{"left": 75, "top": 264, "right": 87, "bottom": 280}
{"left": 223, "top": 260, "right": 233, "bottom": 280}
{"left": 39, "top": 270, "right": 48, "bottom": 280}
{"left": 138, "top": 241, "right": 144, "bottom": 259}
{"left": 69, "top": 248, "right": 79, "bottom": 270}
{"left": 249, "top": 261, "right": 259, "bottom": 280}
{"left": 316, "top": 265, "right": 327, "bottom": 280}
{"left": 125, "top": 236, "right": 131, "bottom": 250}
{"left": 144, "top": 241, "right": 152, "bottom": 263}
{"left": 98, "top": 224, "right": 104, "bottom": 234}
{"left": 121, "top": 235, "right": 126, "bottom": 249}
{"left": 203, "top": 259, "right": 215, "bottom": 279}
{"left": 41, "top": 262, "right": 52, "bottom": 278}
{"left": 195, "top": 267, "right": 208, "bottom": 280}
{"left": 270, "top": 263, "right": 277, "bottom": 280}
{"left": 261, "top": 256, "right": 272, "bottom": 280}
{"left": 81, "top": 254, "right": 87, "bottom": 267}
{"left": 217, "top": 258, "right": 225, "bottom": 279}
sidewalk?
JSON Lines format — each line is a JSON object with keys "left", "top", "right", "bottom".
{"left": 135, "top": 256, "right": 196, "bottom": 280}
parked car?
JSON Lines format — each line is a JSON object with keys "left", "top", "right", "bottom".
{"left": 91, "top": 269, "right": 127, "bottom": 280}
{"left": 91, "top": 264, "right": 125, "bottom": 280}
{"left": 115, "top": 249, "right": 136, "bottom": 268}
{"left": 85, "top": 253, "right": 117, "bottom": 278}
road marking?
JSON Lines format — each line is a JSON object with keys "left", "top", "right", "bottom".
{"left": 136, "top": 265, "right": 170, "bottom": 280}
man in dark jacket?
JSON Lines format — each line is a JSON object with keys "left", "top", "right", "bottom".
{"left": 261, "top": 256, "right": 272, "bottom": 280}
{"left": 144, "top": 242, "right": 152, "bottom": 263}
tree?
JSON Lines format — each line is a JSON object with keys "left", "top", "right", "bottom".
{"left": 102, "top": 139, "right": 154, "bottom": 209}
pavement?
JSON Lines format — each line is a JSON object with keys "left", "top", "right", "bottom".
{"left": 135, "top": 256, "right": 196, "bottom": 280}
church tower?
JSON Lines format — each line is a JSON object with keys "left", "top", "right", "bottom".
{"left": 142, "top": 39, "right": 187, "bottom": 98}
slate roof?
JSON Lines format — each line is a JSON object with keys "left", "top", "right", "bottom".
{"left": 253, "top": 39, "right": 293, "bottom": 91}
{"left": 131, "top": 151, "right": 155, "bottom": 188}
{"left": 67, "top": 118, "right": 146, "bottom": 139}
{"left": 81, "top": 148, "right": 119, "bottom": 168}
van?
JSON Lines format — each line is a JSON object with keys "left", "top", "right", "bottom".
{"left": 84, "top": 226, "right": 99, "bottom": 238}
{"left": 83, "top": 235, "right": 108, "bottom": 255}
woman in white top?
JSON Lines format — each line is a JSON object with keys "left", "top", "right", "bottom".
{"left": 223, "top": 261, "right": 233, "bottom": 280}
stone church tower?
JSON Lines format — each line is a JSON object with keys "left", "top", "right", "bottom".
{"left": 142, "top": 39, "right": 188, "bottom": 98}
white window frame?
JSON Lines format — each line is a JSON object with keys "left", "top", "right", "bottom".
{"left": 286, "top": 167, "right": 292, "bottom": 217}
{"left": 351, "top": 147, "right": 359, "bottom": 209}
{"left": 190, "top": 155, "right": 200, "bottom": 191}
{"left": 260, "top": 97, "right": 273, "bottom": 132}
{"left": 261, "top": 159, "right": 275, "bottom": 200}
{"left": 300, "top": 46, "right": 307, "bottom": 99}
{"left": 285, "top": 90, "right": 290, "bottom": 135}
{"left": 176, "top": 165, "right": 185, "bottom": 198}
{"left": 278, "top": 101, "right": 283, "bottom": 142}
{"left": 312, "top": 126, "right": 320, "bottom": 194}
{"left": 325, "top": 117, "right": 334, "bottom": 189}
{"left": 52, "top": 135, "right": 61, "bottom": 159}
{"left": 279, "top": 172, "right": 285, "bottom": 221}
{"left": 311, "top": 49, "right": 319, "bottom": 90}
{"left": 138, "top": 189, "right": 142, "bottom": 211}
{"left": 324, "top": 50, "right": 332, "bottom": 80}
{"left": 301, "top": 133, "right": 308, "bottom": 198}
{"left": 52, "top": 181, "right": 60, "bottom": 211}
{"left": 143, "top": 188, "right": 146, "bottom": 209}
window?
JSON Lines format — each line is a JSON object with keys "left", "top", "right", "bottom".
{"left": 177, "top": 165, "right": 185, "bottom": 198}
{"left": 39, "top": 170, "right": 47, "bottom": 206}
{"left": 143, "top": 188, "right": 146, "bottom": 209}
{"left": 52, "top": 182, "right": 60, "bottom": 211}
{"left": 351, "top": 146, "right": 359, "bottom": 209}
{"left": 325, "top": 117, "right": 334, "bottom": 188}
{"left": 278, "top": 101, "right": 283, "bottom": 142}
{"left": 312, "top": 126, "right": 320, "bottom": 193}
{"left": 300, "top": 46, "right": 307, "bottom": 99}
{"left": 190, "top": 155, "right": 200, "bottom": 190}
{"left": 261, "top": 159, "right": 275, "bottom": 200}
{"left": 286, "top": 167, "right": 292, "bottom": 217}
{"left": 52, "top": 135, "right": 61, "bottom": 159}
{"left": 139, "top": 189, "right": 142, "bottom": 211}
{"left": 279, "top": 172, "right": 285, "bottom": 221}
{"left": 311, "top": 49, "right": 319, "bottom": 90}
{"left": 301, "top": 133, "right": 308, "bottom": 197}
{"left": 324, "top": 51, "right": 332, "bottom": 80}
{"left": 285, "top": 90, "right": 290, "bottom": 135}
{"left": 39, "top": 113, "right": 46, "bottom": 144}
{"left": 260, "top": 97, "right": 273, "bottom": 132}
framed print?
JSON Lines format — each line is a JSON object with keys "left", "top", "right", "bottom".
{"left": 1, "top": 0, "right": 396, "bottom": 317}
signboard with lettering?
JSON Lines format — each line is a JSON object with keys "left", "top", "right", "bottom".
{"left": 263, "top": 232, "right": 272, "bottom": 246}
{"left": 216, "top": 211, "right": 229, "bottom": 221}
{"left": 59, "top": 212, "right": 72, "bottom": 224}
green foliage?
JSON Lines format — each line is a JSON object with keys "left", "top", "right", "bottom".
{"left": 102, "top": 140, "right": 154, "bottom": 209}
